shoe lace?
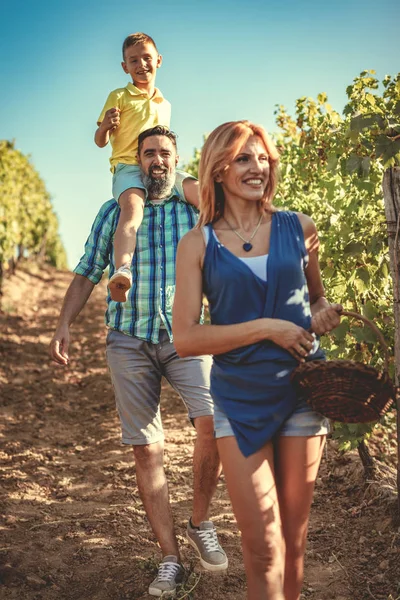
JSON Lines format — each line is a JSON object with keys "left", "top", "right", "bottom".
{"left": 198, "top": 528, "right": 221, "bottom": 552}
{"left": 156, "top": 561, "right": 181, "bottom": 583}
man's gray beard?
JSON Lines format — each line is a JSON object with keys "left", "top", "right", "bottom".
{"left": 142, "top": 170, "right": 176, "bottom": 199}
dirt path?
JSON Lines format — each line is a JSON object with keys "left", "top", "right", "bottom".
{"left": 1, "top": 265, "right": 399, "bottom": 600}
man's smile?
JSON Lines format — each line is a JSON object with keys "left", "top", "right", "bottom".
{"left": 150, "top": 166, "right": 168, "bottom": 178}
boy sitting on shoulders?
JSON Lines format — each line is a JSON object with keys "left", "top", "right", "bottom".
{"left": 95, "top": 32, "right": 196, "bottom": 302}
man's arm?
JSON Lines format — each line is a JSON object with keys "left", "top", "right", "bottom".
{"left": 50, "top": 200, "right": 115, "bottom": 364}
{"left": 49, "top": 275, "right": 95, "bottom": 365}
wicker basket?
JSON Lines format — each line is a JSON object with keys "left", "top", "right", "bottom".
{"left": 290, "top": 311, "right": 396, "bottom": 423}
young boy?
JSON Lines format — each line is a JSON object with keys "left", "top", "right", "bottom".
{"left": 95, "top": 32, "right": 194, "bottom": 302}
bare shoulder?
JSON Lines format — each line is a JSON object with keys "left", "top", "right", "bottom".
{"left": 295, "top": 212, "right": 319, "bottom": 251}
{"left": 178, "top": 227, "right": 205, "bottom": 255}
{"left": 177, "top": 228, "right": 207, "bottom": 270}
{"left": 295, "top": 212, "right": 317, "bottom": 236}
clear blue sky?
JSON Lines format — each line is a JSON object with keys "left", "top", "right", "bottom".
{"left": 1, "top": 0, "right": 399, "bottom": 268}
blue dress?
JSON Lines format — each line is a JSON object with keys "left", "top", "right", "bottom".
{"left": 203, "top": 211, "right": 324, "bottom": 457}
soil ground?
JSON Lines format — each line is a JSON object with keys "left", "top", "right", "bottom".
{"left": 0, "top": 263, "right": 399, "bottom": 600}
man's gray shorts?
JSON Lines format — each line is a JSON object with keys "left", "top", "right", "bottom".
{"left": 106, "top": 329, "right": 214, "bottom": 445}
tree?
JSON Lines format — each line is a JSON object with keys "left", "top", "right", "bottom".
{"left": 0, "top": 141, "right": 67, "bottom": 294}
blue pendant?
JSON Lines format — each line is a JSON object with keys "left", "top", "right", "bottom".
{"left": 243, "top": 242, "right": 252, "bottom": 252}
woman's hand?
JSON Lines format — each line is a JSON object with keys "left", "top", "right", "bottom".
{"left": 267, "top": 319, "right": 315, "bottom": 362}
{"left": 311, "top": 303, "right": 342, "bottom": 336}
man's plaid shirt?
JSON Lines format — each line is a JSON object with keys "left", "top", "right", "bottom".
{"left": 74, "top": 186, "right": 198, "bottom": 344}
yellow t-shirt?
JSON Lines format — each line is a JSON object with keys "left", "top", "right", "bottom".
{"left": 97, "top": 82, "right": 171, "bottom": 171}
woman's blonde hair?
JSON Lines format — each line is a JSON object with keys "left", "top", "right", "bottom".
{"left": 197, "top": 120, "right": 280, "bottom": 226}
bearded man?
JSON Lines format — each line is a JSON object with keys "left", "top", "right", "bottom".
{"left": 50, "top": 126, "right": 227, "bottom": 597}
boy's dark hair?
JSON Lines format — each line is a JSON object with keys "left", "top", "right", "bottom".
{"left": 138, "top": 126, "right": 178, "bottom": 155}
{"left": 122, "top": 32, "right": 158, "bottom": 60}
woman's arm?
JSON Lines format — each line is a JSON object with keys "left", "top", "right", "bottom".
{"left": 298, "top": 213, "right": 342, "bottom": 335}
{"left": 172, "top": 229, "right": 315, "bottom": 360}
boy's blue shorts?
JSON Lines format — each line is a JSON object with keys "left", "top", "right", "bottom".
{"left": 112, "top": 164, "right": 145, "bottom": 203}
{"left": 112, "top": 163, "right": 192, "bottom": 203}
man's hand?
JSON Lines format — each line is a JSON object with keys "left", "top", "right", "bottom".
{"left": 100, "top": 107, "right": 120, "bottom": 133}
{"left": 49, "top": 325, "right": 70, "bottom": 365}
{"left": 311, "top": 304, "right": 342, "bottom": 336}
{"left": 49, "top": 274, "right": 95, "bottom": 365}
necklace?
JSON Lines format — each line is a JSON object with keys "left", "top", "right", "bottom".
{"left": 223, "top": 213, "right": 263, "bottom": 252}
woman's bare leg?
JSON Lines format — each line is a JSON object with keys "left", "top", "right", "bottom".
{"left": 217, "top": 436, "right": 285, "bottom": 600}
{"left": 275, "top": 435, "right": 326, "bottom": 600}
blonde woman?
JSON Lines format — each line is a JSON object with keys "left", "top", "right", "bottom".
{"left": 172, "top": 120, "right": 341, "bottom": 600}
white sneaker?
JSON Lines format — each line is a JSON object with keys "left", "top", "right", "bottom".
{"left": 108, "top": 264, "right": 132, "bottom": 303}
{"left": 148, "top": 555, "right": 183, "bottom": 597}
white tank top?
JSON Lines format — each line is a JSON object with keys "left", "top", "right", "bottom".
{"left": 202, "top": 227, "right": 268, "bottom": 282}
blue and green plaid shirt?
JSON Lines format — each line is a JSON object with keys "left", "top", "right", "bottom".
{"left": 74, "top": 183, "right": 198, "bottom": 343}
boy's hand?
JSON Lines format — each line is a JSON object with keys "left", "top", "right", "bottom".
{"left": 101, "top": 107, "right": 120, "bottom": 132}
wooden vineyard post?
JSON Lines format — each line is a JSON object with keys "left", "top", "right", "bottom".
{"left": 382, "top": 167, "right": 400, "bottom": 510}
